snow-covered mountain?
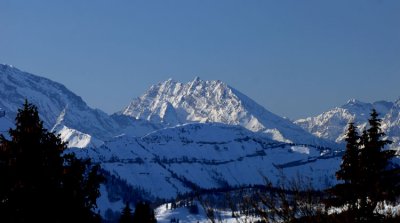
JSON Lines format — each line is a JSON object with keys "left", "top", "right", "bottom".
{"left": 71, "top": 122, "right": 341, "bottom": 215}
{"left": 383, "top": 100, "right": 400, "bottom": 151}
{"left": 0, "top": 64, "right": 123, "bottom": 147}
{"left": 295, "top": 99, "right": 400, "bottom": 150}
{"left": 118, "top": 77, "right": 335, "bottom": 147}
{"left": 0, "top": 64, "right": 345, "bottom": 213}
{"left": 0, "top": 65, "right": 336, "bottom": 148}
{"left": 8, "top": 64, "right": 397, "bottom": 219}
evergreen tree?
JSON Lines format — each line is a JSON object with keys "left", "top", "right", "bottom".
{"left": 0, "top": 100, "right": 103, "bottom": 222}
{"left": 119, "top": 202, "right": 133, "bottom": 223}
{"left": 357, "top": 109, "right": 399, "bottom": 220}
{"left": 329, "top": 122, "right": 361, "bottom": 213}
{"left": 61, "top": 154, "right": 104, "bottom": 222}
{"left": 328, "top": 109, "right": 400, "bottom": 221}
{"left": 337, "top": 123, "right": 360, "bottom": 184}
{"left": 132, "top": 201, "right": 157, "bottom": 223}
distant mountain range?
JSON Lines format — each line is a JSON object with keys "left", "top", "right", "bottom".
{"left": 0, "top": 64, "right": 335, "bottom": 148}
{"left": 0, "top": 64, "right": 398, "bottom": 216}
{"left": 295, "top": 98, "right": 400, "bottom": 151}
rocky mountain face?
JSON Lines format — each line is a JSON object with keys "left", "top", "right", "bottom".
{"left": 0, "top": 64, "right": 122, "bottom": 147}
{"left": 295, "top": 99, "right": 400, "bottom": 150}
{"left": 118, "top": 77, "right": 335, "bottom": 147}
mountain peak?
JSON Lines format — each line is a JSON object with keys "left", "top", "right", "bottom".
{"left": 120, "top": 78, "right": 333, "bottom": 146}
{"left": 0, "top": 64, "right": 15, "bottom": 70}
{"left": 341, "top": 99, "right": 372, "bottom": 112}
{"left": 192, "top": 76, "right": 201, "bottom": 82}
{"left": 165, "top": 78, "right": 175, "bottom": 83}
{"left": 188, "top": 77, "right": 224, "bottom": 88}
{"left": 346, "top": 98, "right": 357, "bottom": 103}
{"left": 345, "top": 98, "right": 364, "bottom": 106}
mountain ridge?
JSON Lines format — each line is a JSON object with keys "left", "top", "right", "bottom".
{"left": 119, "top": 77, "right": 336, "bottom": 147}
{"left": 295, "top": 98, "right": 400, "bottom": 150}
{"left": 1, "top": 64, "right": 334, "bottom": 148}
{"left": 0, "top": 64, "right": 122, "bottom": 147}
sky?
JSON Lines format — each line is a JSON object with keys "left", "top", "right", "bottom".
{"left": 1, "top": 0, "right": 399, "bottom": 119}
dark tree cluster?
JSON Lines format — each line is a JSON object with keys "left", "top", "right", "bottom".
{"left": 118, "top": 202, "right": 157, "bottom": 223}
{"left": 0, "top": 101, "right": 103, "bottom": 223}
{"left": 119, "top": 203, "right": 133, "bottom": 223}
{"left": 328, "top": 109, "right": 400, "bottom": 222}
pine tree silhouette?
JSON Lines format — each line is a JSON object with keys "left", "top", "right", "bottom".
{"left": 0, "top": 100, "right": 103, "bottom": 222}
{"left": 328, "top": 109, "right": 400, "bottom": 221}
{"left": 357, "top": 109, "right": 399, "bottom": 220}
{"left": 132, "top": 201, "right": 157, "bottom": 223}
{"left": 119, "top": 202, "right": 133, "bottom": 223}
{"left": 329, "top": 122, "right": 361, "bottom": 214}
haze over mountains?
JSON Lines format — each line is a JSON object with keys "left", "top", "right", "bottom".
{"left": 0, "top": 64, "right": 399, "bottom": 216}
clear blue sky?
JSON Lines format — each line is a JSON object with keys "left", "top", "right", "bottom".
{"left": 1, "top": 0, "right": 399, "bottom": 119}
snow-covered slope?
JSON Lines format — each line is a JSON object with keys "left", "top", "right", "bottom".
{"left": 0, "top": 64, "right": 122, "bottom": 147}
{"left": 382, "top": 99, "right": 400, "bottom": 151}
{"left": 110, "top": 113, "right": 162, "bottom": 138}
{"left": 295, "top": 99, "right": 399, "bottom": 150}
{"left": 72, "top": 122, "right": 340, "bottom": 205}
{"left": 119, "top": 77, "right": 335, "bottom": 147}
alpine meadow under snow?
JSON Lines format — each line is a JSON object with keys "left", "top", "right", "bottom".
{"left": 0, "top": 64, "right": 399, "bottom": 221}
